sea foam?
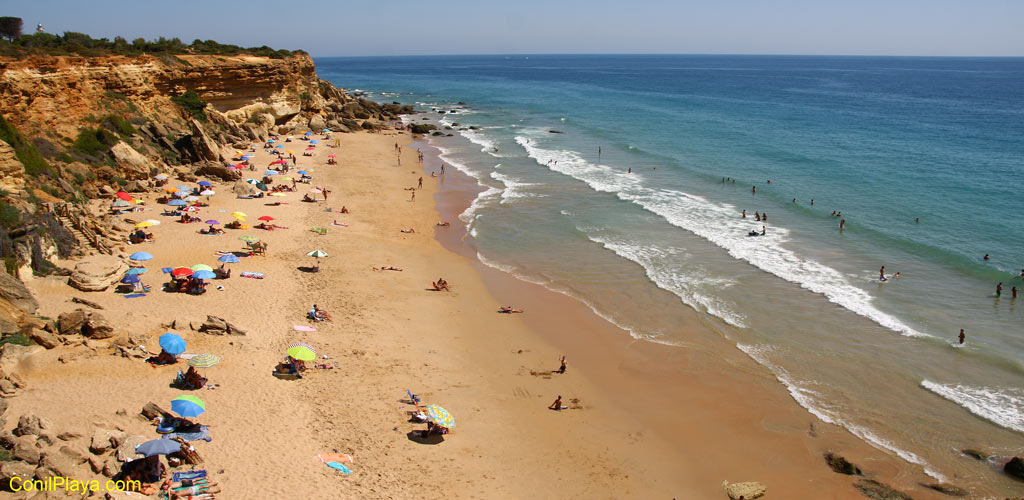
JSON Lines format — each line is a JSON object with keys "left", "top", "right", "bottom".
{"left": 921, "top": 380, "right": 1024, "bottom": 434}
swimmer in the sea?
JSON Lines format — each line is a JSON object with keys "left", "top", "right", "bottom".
{"left": 958, "top": 329, "right": 965, "bottom": 345}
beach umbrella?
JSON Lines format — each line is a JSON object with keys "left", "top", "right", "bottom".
{"left": 269, "top": 192, "right": 285, "bottom": 197}
{"left": 275, "top": 145, "right": 284, "bottom": 149}
{"left": 185, "top": 196, "right": 199, "bottom": 202}
{"left": 136, "top": 439, "right": 181, "bottom": 458}
{"left": 129, "top": 252, "right": 153, "bottom": 261}
{"left": 264, "top": 170, "right": 277, "bottom": 176}
{"left": 272, "top": 160, "right": 288, "bottom": 165}
{"left": 231, "top": 211, "right": 247, "bottom": 221}
{"left": 328, "top": 154, "right": 337, "bottom": 158}
{"left": 171, "top": 395, "right": 206, "bottom": 418}
{"left": 159, "top": 333, "right": 187, "bottom": 355}
{"left": 170, "top": 267, "right": 194, "bottom": 278}
{"left": 142, "top": 219, "right": 161, "bottom": 226}
{"left": 238, "top": 235, "right": 260, "bottom": 243}
{"left": 267, "top": 139, "right": 275, "bottom": 143}
{"left": 134, "top": 221, "right": 155, "bottom": 229}
{"left": 305, "top": 147, "right": 315, "bottom": 151}
{"left": 197, "top": 181, "right": 212, "bottom": 187}
{"left": 167, "top": 199, "right": 187, "bottom": 206}
{"left": 164, "top": 186, "right": 180, "bottom": 193}
{"left": 304, "top": 131, "right": 312, "bottom": 136}
{"left": 205, "top": 220, "right": 220, "bottom": 225}
{"left": 121, "top": 274, "right": 140, "bottom": 284}
{"left": 306, "top": 250, "right": 328, "bottom": 258}
{"left": 322, "top": 129, "right": 331, "bottom": 133}
{"left": 183, "top": 206, "right": 200, "bottom": 213}
{"left": 424, "top": 404, "right": 455, "bottom": 429}
{"left": 285, "top": 150, "right": 295, "bottom": 155}
{"left": 116, "top": 191, "right": 133, "bottom": 202}
{"left": 177, "top": 185, "right": 189, "bottom": 190}
{"left": 125, "top": 267, "right": 147, "bottom": 275}
{"left": 200, "top": 190, "right": 215, "bottom": 196}
{"left": 154, "top": 174, "right": 169, "bottom": 180}
{"left": 257, "top": 216, "right": 274, "bottom": 222}
{"left": 111, "top": 200, "right": 130, "bottom": 208}
{"left": 297, "top": 170, "right": 310, "bottom": 175}
{"left": 188, "top": 354, "right": 221, "bottom": 369}
{"left": 192, "top": 270, "right": 216, "bottom": 280}
{"left": 309, "top": 188, "right": 322, "bottom": 194}
{"left": 191, "top": 264, "right": 214, "bottom": 272}
{"left": 310, "top": 140, "right": 319, "bottom": 144}
{"left": 286, "top": 342, "right": 317, "bottom": 361}
{"left": 217, "top": 254, "right": 240, "bottom": 264}
{"left": 279, "top": 176, "right": 293, "bottom": 181}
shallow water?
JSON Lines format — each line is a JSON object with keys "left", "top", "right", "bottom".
{"left": 317, "top": 54, "right": 1024, "bottom": 494}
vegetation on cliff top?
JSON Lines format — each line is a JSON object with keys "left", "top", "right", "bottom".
{"left": 0, "top": 29, "right": 305, "bottom": 59}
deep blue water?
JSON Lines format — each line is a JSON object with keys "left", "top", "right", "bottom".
{"left": 316, "top": 54, "right": 1024, "bottom": 493}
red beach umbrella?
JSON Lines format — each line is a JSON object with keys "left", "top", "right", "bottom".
{"left": 257, "top": 216, "right": 274, "bottom": 221}
{"left": 116, "top": 191, "right": 133, "bottom": 202}
{"left": 171, "top": 267, "right": 194, "bottom": 278}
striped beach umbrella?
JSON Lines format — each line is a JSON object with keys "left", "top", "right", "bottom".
{"left": 286, "top": 342, "right": 317, "bottom": 361}
{"left": 238, "top": 235, "right": 260, "bottom": 243}
{"left": 424, "top": 405, "right": 455, "bottom": 429}
{"left": 306, "top": 250, "right": 328, "bottom": 258}
{"left": 217, "top": 254, "right": 240, "bottom": 264}
{"left": 171, "top": 395, "right": 206, "bottom": 418}
{"left": 188, "top": 354, "right": 221, "bottom": 368}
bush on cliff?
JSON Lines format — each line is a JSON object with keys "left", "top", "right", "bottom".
{"left": 0, "top": 114, "right": 52, "bottom": 177}
{"left": 408, "top": 124, "right": 437, "bottom": 135}
{"left": 171, "top": 91, "right": 208, "bottom": 122}
{"left": 72, "top": 127, "right": 119, "bottom": 158}
{"left": 0, "top": 31, "right": 304, "bottom": 59}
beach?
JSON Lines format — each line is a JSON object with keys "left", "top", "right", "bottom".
{"left": 0, "top": 127, "right": 962, "bottom": 499}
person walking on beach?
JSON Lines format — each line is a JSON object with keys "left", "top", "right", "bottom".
{"left": 549, "top": 395, "right": 563, "bottom": 411}
{"left": 322, "top": 188, "right": 330, "bottom": 201}
{"left": 995, "top": 282, "right": 1002, "bottom": 297}
{"left": 558, "top": 356, "right": 567, "bottom": 374}
{"left": 440, "top": 164, "right": 445, "bottom": 176}
{"left": 880, "top": 266, "right": 887, "bottom": 281}
{"left": 418, "top": 177, "right": 423, "bottom": 189}
{"left": 410, "top": 190, "right": 416, "bottom": 202}
{"left": 958, "top": 329, "right": 965, "bottom": 345}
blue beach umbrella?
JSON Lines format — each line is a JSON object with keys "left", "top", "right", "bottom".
{"left": 197, "top": 181, "right": 212, "bottom": 187}
{"left": 297, "top": 170, "right": 310, "bottom": 175}
{"left": 322, "top": 129, "right": 331, "bottom": 133}
{"left": 264, "top": 170, "right": 277, "bottom": 176}
{"left": 275, "top": 145, "right": 284, "bottom": 149}
{"left": 217, "top": 254, "right": 240, "bottom": 264}
{"left": 125, "top": 267, "right": 147, "bottom": 275}
{"left": 159, "top": 333, "right": 187, "bottom": 355}
{"left": 135, "top": 439, "right": 180, "bottom": 457}
{"left": 129, "top": 252, "right": 154, "bottom": 261}
{"left": 167, "top": 199, "right": 187, "bottom": 206}
{"left": 192, "top": 270, "right": 216, "bottom": 280}
{"left": 304, "top": 131, "right": 312, "bottom": 136}
{"left": 309, "top": 140, "right": 319, "bottom": 144}
{"left": 176, "top": 185, "right": 189, "bottom": 190}
{"left": 171, "top": 395, "right": 206, "bottom": 418}
{"left": 267, "top": 139, "right": 275, "bottom": 143}
{"left": 121, "top": 274, "right": 140, "bottom": 284}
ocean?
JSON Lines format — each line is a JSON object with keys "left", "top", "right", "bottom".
{"left": 316, "top": 54, "right": 1024, "bottom": 492}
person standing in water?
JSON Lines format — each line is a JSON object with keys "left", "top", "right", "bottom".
{"left": 761, "top": 226, "right": 766, "bottom": 236}
{"left": 984, "top": 254, "right": 990, "bottom": 261}
{"left": 741, "top": 210, "right": 746, "bottom": 219}
{"left": 996, "top": 282, "right": 1002, "bottom": 297}
{"left": 1012, "top": 286, "right": 1018, "bottom": 299}
{"left": 840, "top": 218, "right": 845, "bottom": 231}
{"left": 598, "top": 146, "right": 601, "bottom": 160}
{"left": 752, "top": 186, "right": 757, "bottom": 194}
{"left": 879, "top": 266, "right": 887, "bottom": 281}
{"left": 958, "top": 329, "right": 965, "bottom": 345}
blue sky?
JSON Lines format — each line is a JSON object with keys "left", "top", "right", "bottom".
{"left": 6, "top": 0, "right": 1023, "bottom": 57}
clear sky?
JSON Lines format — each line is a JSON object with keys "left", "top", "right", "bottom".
{"left": 5, "top": 0, "right": 1023, "bottom": 57}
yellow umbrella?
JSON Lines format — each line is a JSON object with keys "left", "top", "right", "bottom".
{"left": 285, "top": 150, "right": 295, "bottom": 155}
{"left": 279, "top": 176, "right": 293, "bottom": 181}
{"left": 135, "top": 221, "right": 155, "bottom": 229}
{"left": 231, "top": 211, "right": 247, "bottom": 222}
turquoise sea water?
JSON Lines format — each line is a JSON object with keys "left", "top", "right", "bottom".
{"left": 317, "top": 55, "right": 1024, "bottom": 493}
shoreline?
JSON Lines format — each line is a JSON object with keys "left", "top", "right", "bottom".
{"left": 414, "top": 134, "right": 957, "bottom": 498}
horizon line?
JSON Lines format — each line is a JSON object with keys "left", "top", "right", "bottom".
{"left": 308, "top": 52, "right": 1024, "bottom": 59}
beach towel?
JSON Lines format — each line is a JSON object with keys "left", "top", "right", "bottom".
{"left": 172, "top": 470, "right": 208, "bottom": 482}
{"left": 330, "top": 222, "right": 349, "bottom": 227}
{"left": 124, "top": 293, "right": 147, "bottom": 299}
{"left": 326, "top": 462, "right": 352, "bottom": 474}
{"left": 240, "top": 272, "right": 264, "bottom": 279}
{"left": 163, "top": 425, "right": 212, "bottom": 442}
{"left": 293, "top": 325, "right": 317, "bottom": 332}
{"left": 318, "top": 453, "right": 353, "bottom": 474}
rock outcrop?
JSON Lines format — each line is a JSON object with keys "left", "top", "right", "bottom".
{"left": 722, "top": 480, "right": 766, "bottom": 500}
{"left": 109, "top": 142, "right": 158, "bottom": 181}
{"left": 853, "top": 479, "right": 913, "bottom": 500}
{"left": 1006, "top": 456, "right": 1024, "bottom": 480}
{"left": 68, "top": 255, "right": 128, "bottom": 292}
{"left": 196, "top": 315, "right": 246, "bottom": 335}
{"left": 0, "top": 139, "right": 24, "bottom": 194}
{"left": 58, "top": 309, "right": 116, "bottom": 339}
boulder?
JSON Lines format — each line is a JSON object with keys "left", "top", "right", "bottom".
{"left": 0, "top": 139, "right": 25, "bottom": 195}
{"left": 197, "top": 315, "right": 246, "bottom": 335}
{"left": 13, "top": 414, "right": 47, "bottom": 437}
{"left": 193, "top": 162, "right": 241, "bottom": 182}
{"left": 1006, "top": 456, "right": 1024, "bottom": 480}
{"left": 12, "top": 436, "right": 40, "bottom": 464}
{"left": 101, "top": 456, "right": 120, "bottom": 478}
{"left": 58, "top": 309, "right": 115, "bottom": 339}
{"left": 122, "top": 179, "right": 149, "bottom": 193}
{"left": 68, "top": 255, "right": 128, "bottom": 292}
{"left": 308, "top": 114, "right": 327, "bottom": 132}
{"left": 853, "top": 479, "right": 913, "bottom": 500}
{"left": 232, "top": 180, "right": 257, "bottom": 196}
{"left": 56, "top": 432, "right": 82, "bottom": 441}
{"left": 89, "top": 429, "right": 115, "bottom": 454}
{"left": 722, "top": 481, "right": 766, "bottom": 500}
{"left": 824, "top": 452, "right": 862, "bottom": 475}
{"left": 187, "top": 119, "right": 222, "bottom": 163}
{"left": 0, "top": 431, "right": 14, "bottom": 449}
{"left": 923, "top": 483, "right": 968, "bottom": 496}
{"left": 0, "top": 271, "right": 38, "bottom": 315}
{"left": 0, "top": 461, "right": 36, "bottom": 491}
{"left": 109, "top": 142, "right": 156, "bottom": 181}
{"left": 140, "top": 402, "right": 170, "bottom": 421}
{"left": 36, "top": 451, "right": 76, "bottom": 479}
{"left": 114, "top": 435, "right": 147, "bottom": 462}
{"left": 58, "top": 445, "right": 88, "bottom": 465}
{"left": 0, "top": 344, "right": 44, "bottom": 375}
{"left": 0, "top": 398, "right": 7, "bottom": 417}
{"left": 27, "top": 329, "right": 59, "bottom": 349}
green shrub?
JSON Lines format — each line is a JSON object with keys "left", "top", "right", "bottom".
{"left": 103, "top": 114, "right": 136, "bottom": 136}
{"left": 0, "top": 114, "right": 52, "bottom": 176}
{"left": 72, "top": 172, "right": 86, "bottom": 184}
{"left": 0, "top": 333, "right": 33, "bottom": 347}
{"left": 57, "top": 152, "right": 73, "bottom": 163}
{"left": 0, "top": 200, "right": 19, "bottom": 229}
{"left": 2, "top": 257, "right": 15, "bottom": 276}
{"left": 112, "top": 176, "right": 127, "bottom": 186}
{"left": 72, "top": 127, "right": 118, "bottom": 157}
{"left": 171, "top": 90, "right": 207, "bottom": 121}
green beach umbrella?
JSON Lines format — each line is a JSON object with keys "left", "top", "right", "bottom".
{"left": 191, "top": 264, "right": 214, "bottom": 272}
{"left": 170, "top": 395, "right": 206, "bottom": 418}
{"left": 239, "top": 235, "right": 260, "bottom": 243}
{"left": 306, "top": 250, "right": 328, "bottom": 258}
{"left": 286, "top": 342, "right": 317, "bottom": 361}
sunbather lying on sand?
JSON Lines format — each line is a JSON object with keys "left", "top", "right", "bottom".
{"left": 431, "top": 278, "right": 450, "bottom": 291}
{"left": 499, "top": 306, "right": 524, "bottom": 313}
{"left": 375, "top": 266, "right": 402, "bottom": 271}
{"left": 155, "top": 478, "right": 222, "bottom": 499}
{"left": 400, "top": 228, "right": 415, "bottom": 233}
{"left": 436, "top": 221, "right": 451, "bottom": 227}
{"left": 148, "top": 349, "right": 177, "bottom": 365}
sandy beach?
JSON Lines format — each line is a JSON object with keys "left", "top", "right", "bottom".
{"left": 3, "top": 130, "right": 952, "bottom": 499}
